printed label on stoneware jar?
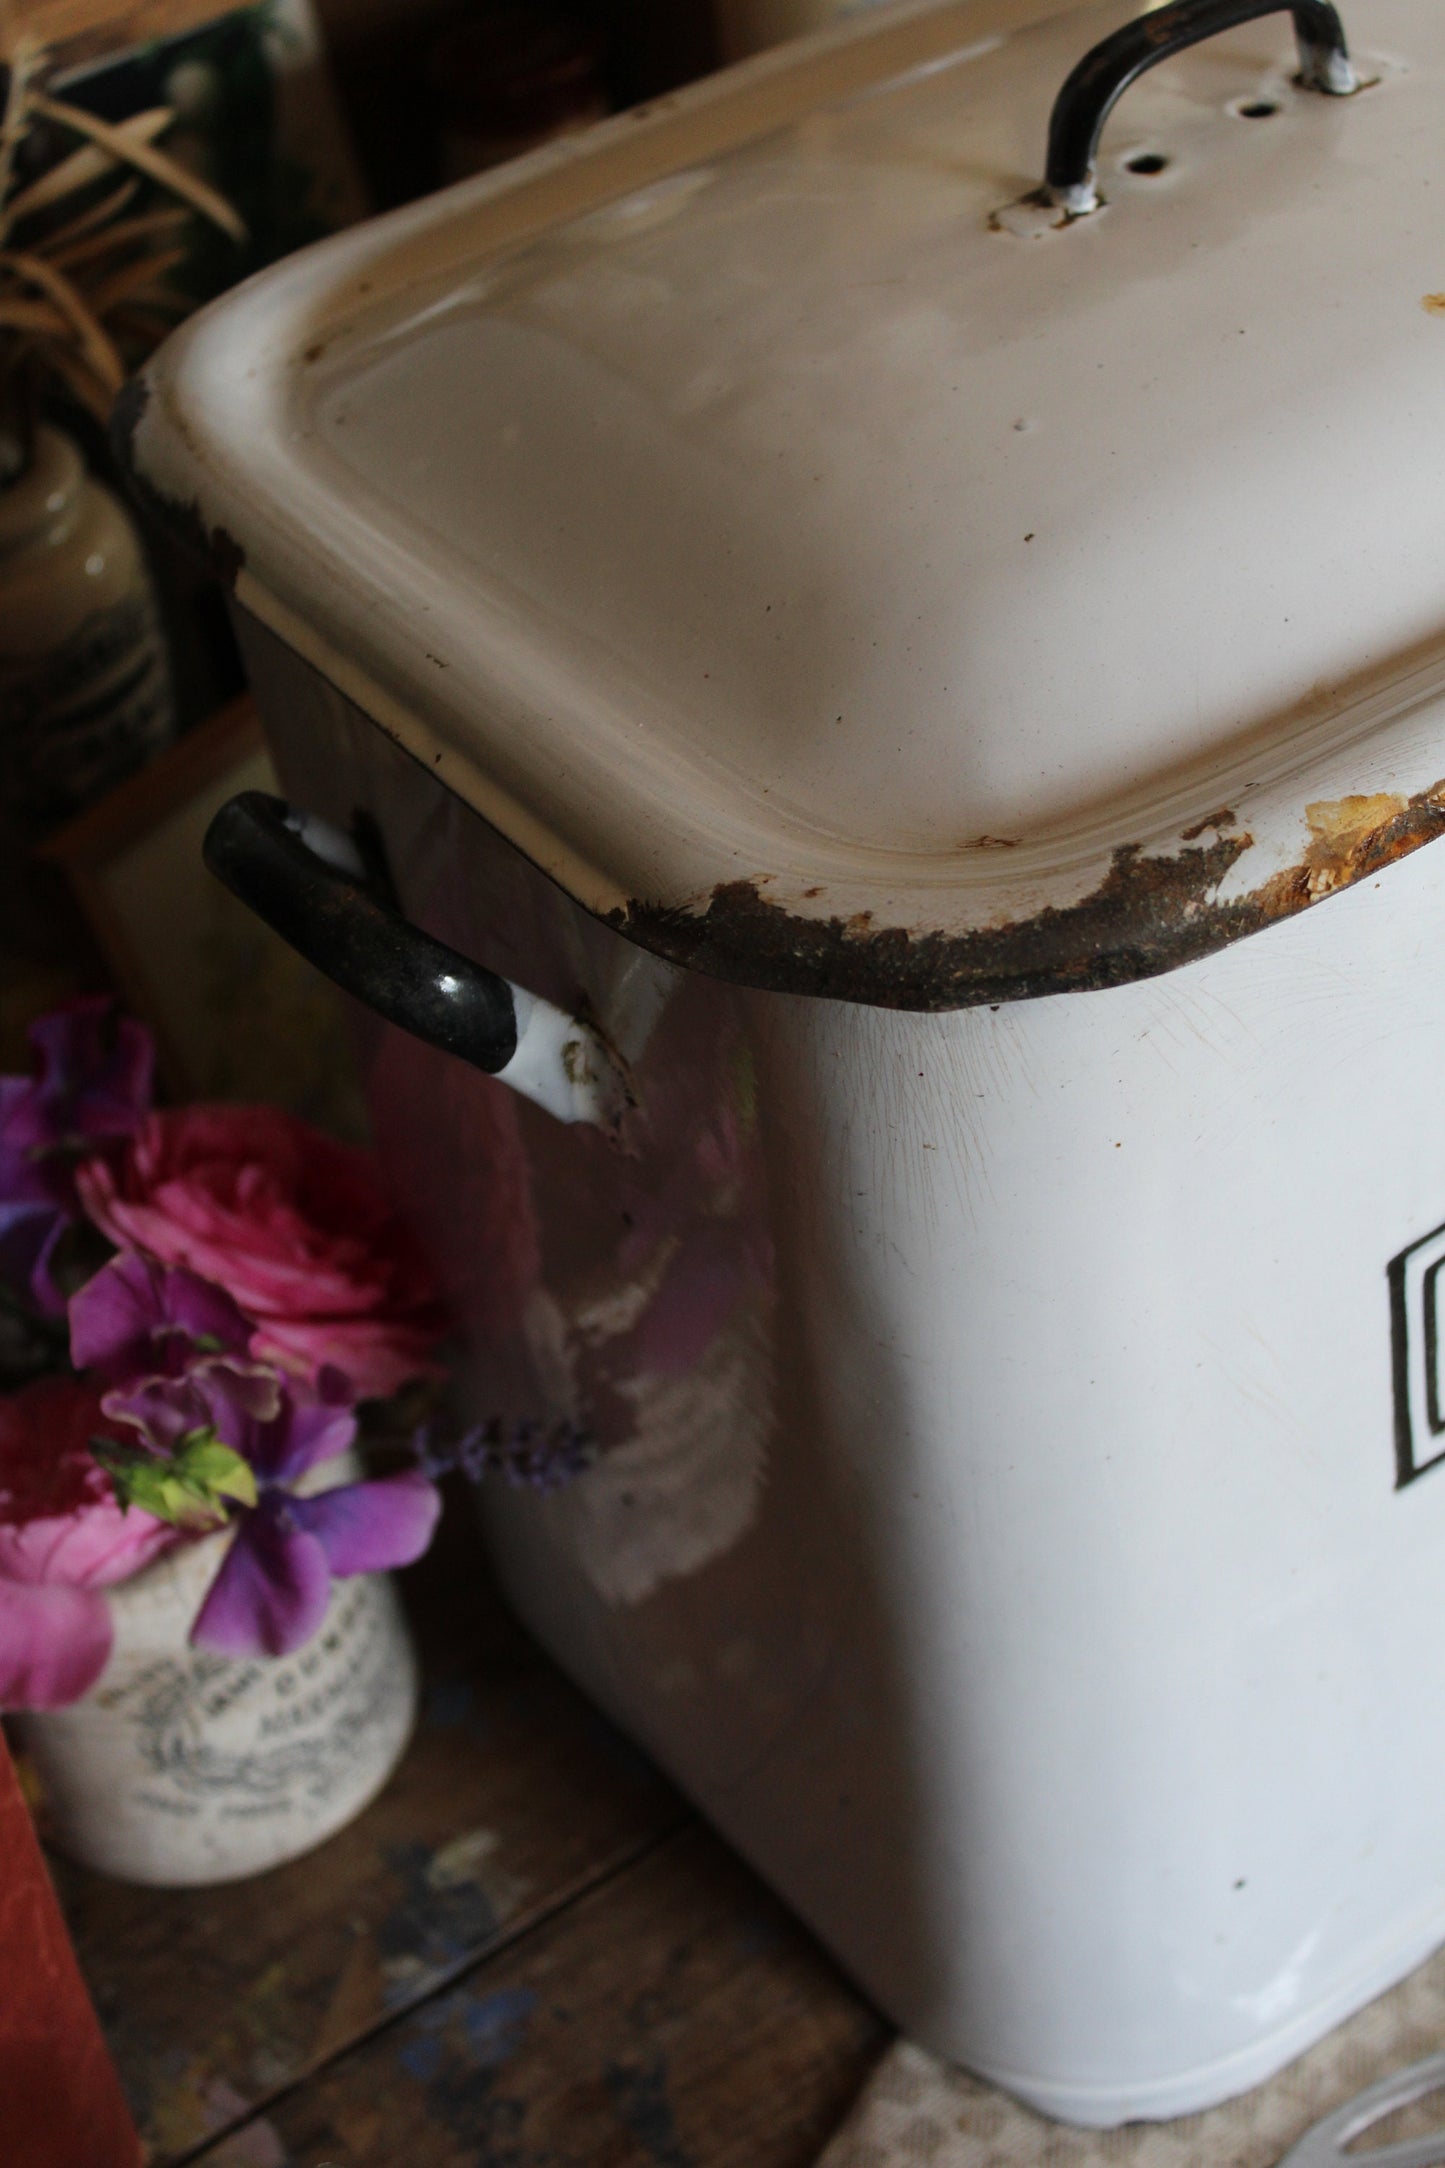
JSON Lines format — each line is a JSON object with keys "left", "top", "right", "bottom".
{"left": 15, "top": 1564, "right": 417, "bottom": 1884}
{"left": 95, "top": 1579, "right": 408, "bottom": 1822}
{"left": 0, "top": 592, "right": 174, "bottom": 828}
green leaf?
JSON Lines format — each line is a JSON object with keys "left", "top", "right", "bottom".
{"left": 90, "top": 1427, "right": 256, "bottom": 1529}
{"left": 178, "top": 1438, "right": 257, "bottom": 1510}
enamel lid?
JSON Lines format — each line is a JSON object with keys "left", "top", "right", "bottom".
{"left": 128, "top": 0, "right": 1445, "bottom": 1007}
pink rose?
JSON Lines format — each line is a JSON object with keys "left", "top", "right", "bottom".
{"left": 0, "top": 1376, "right": 175, "bottom": 1709}
{"left": 76, "top": 1107, "right": 447, "bottom": 1400}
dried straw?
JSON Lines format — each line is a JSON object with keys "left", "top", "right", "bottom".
{"left": 0, "top": 33, "right": 246, "bottom": 440}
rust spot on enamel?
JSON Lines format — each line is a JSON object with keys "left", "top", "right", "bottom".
{"left": 110, "top": 373, "right": 247, "bottom": 590}
{"left": 608, "top": 780, "right": 1445, "bottom": 1012}
{"left": 1254, "top": 786, "right": 1445, "bottom": 914}
{"left": 1180, "top": 808, "right": 1237, "bottom": 841}
{"left": 1296, "top": 793, "right": 1409, "bottom": 897}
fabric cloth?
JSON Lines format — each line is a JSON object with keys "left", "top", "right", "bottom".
{"left": 817, "top": 1952, "right": 1445, "bottom": 2168}
{"left": 0, "top": 1730, "right": 141, "bottom": 2168}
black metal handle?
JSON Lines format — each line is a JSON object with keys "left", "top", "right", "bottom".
{"left": 1046, "top": 0, "right": 1356, "bottom": 213}
{"left": 203, "top": 791, "right": 519, "bottom": 1073}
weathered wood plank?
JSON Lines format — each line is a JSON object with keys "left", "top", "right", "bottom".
{"left": 189, "top": 1825, "right": 887, "bottom": 2168}
{"left": 54, "top": 1526, "right": 683, "bottom": 2165}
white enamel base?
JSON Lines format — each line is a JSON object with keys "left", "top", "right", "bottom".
{"left": 959, "top": 1902, "right": 1445, "bottom": 2126}
{"left": 250, "top": 622, "right": 1445, "bottom": 2126}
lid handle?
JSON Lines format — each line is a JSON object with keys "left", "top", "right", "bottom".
{"left": 1045, "top": 0, "right": 1356, "bottom": 216}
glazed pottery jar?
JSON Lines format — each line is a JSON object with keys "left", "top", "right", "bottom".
{"left": 10, "top": 1529, "right": 417, "bottom": 1887}
{"left": 0, "top": 424, "right": 174, "bottom": 836}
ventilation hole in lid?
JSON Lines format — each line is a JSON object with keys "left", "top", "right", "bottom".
{"left": 1238, "top": 98, "right": 1279, "bottom": 117}
{"left": 1124, "top": 151, "right": 1169, "bottom": 175}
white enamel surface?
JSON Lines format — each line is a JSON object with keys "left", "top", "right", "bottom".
{"left": 131, "top": 0, "right": 1445, "bottom": 951}
{"left": 252, "top": 647, "right": 1445, "bottom": 2123}
{"left": 498, "top": 984, "right": 631, "bottom": 1126}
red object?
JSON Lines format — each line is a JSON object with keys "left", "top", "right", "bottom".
{"left": 0, "top": 1732, "right": 141, "bottom": 2168}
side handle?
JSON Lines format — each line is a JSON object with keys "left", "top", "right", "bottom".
{"left": 203, "top": 791, "right": 630, "bottom": 1129}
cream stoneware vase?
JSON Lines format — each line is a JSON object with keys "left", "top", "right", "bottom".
{"left": 0, "top": 424, "right": 174, "bottom": 834}
{"left": 11, "top": 1531, "right": 418, "bottom": 1886}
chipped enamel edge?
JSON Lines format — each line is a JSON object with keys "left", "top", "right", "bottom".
{"left": 499, "top": 987, "right": 632, "bottom": 1127}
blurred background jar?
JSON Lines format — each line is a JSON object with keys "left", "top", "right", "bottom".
{"left": 423, "top": 3, "right": 609, "bottom": 184}
{"left": 0, "top": 423, "right": 174, "bottom": 840}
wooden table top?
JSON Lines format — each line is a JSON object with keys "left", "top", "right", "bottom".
{"left": 55, "top": 1493, "right": 887, "bottom": 2167}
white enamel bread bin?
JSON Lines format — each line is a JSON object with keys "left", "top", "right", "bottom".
{"left": 127, "top": 0, "right": 1445, "bottom": 2123}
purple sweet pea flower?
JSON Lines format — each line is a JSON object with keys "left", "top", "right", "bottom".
{"left": 0, "top": 1120, "right": 73, "bottom": 1318}
{"left": 3, "top": 999, "right": 154, "bottom": 1152}
{"left": 133, "top": 1367, "right": 441, "bottom": 1659}
{"left": 190, "top": 1471, "right": 440, "bottom": 1658}
{"left": 228, "top": 1364, "right": 360, "bottom": 1483}
{"left": 71, "top": 1253, "right": 255, "bottom": 1386}
{"left": 102, "top": 1361, "right": 284, "bottom": 1455}
{"left": 0, "top": 1000, "right": 155, "bottom": 1316}
{"left": 71, "top": 1254, "right": 285, "bottom": 1461}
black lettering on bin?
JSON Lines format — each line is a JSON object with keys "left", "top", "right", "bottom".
{"left": 1388, "top": 1221, "right": 1445, "bottom": 1489}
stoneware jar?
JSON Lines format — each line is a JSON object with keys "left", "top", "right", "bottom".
{"left": 10, "top": 1532, "right": 418, "bottom": 1887}
{"left": 0, "top": 423, "right": 174, "bottom": 836}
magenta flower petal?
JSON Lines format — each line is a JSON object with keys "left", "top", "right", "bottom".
{"left": 288, "top": 1472, "right": 440, "bottom": 1576}
{"left": 70, "top": 1254, "right": 252, "bottom": 1385}
{"left": 190, "top": 1499, "right": 332, "bottom": 1658}
{"left": 0, "top": 1577, "right": 113, "bottom": 1709}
